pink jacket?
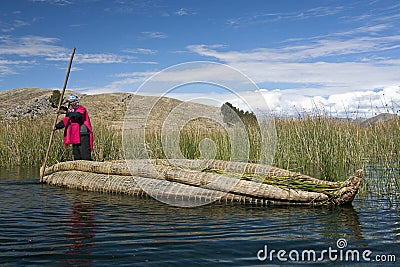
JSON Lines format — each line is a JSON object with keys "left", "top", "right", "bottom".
{"left": 62, "top": 105, "right": 93, "bottom": 151}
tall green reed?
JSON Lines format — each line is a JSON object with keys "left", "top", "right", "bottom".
{"left": 0, "top": 116, "right": 71, "bottom": 166}
{"left": 1, "top": 114, "right": 399, "bottom": 190}
{"left": 0, "top": 117, "right": 123, "bottom": 167}
{"left": 91, "top": 119, "right": 124, "bottom": 161}
{"left": 275, "top": 115, "right": 399, "bottom": 179}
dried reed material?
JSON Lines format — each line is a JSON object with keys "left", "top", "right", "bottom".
{"left": 42, "top": 159, "right": 362, "bottom": 206}
{"left": 43, "top": 170, "right": 324, "bottom": 206}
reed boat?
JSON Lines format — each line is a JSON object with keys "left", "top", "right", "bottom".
{"left": 40, "top": 159, "right": 362, "bottom": 206}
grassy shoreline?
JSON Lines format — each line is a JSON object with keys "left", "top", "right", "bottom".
{"left": 1, "top": 115, "right": 399, "bottom": 184}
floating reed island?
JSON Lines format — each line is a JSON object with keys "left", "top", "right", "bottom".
{"left": 41, "top": 159, "right": 363, "bottom": 206}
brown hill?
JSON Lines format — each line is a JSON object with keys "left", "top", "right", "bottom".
{"left": 0, "top": 88, "right": 224, "bottom": 130}
{"left": 0, "top": 88, "right": 53, "bottom": 119}
{"left": 358, "top": 112, "right": 399, "bottom": 126}
{"left": 0, "top": 88, "right": 129, "bottom": 119}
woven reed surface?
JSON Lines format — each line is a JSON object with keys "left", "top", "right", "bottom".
{"left": 42, "top": 160, "right": 362, "bottom": 205}
{"left": 44, "top": 159, "right": 344, "bottom": 186}
{"left": 163, "top": 159, "right": 345, "bottom": 187}
{"left": 42, "top": 170, "right": 310, "bottom": 206}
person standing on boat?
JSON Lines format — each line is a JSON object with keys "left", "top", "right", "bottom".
{"left": 55, "top": 94, "right": 93, "bottom": 160}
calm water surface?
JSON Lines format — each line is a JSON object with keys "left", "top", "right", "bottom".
{"left": 0, "top": 167, "right": 399, "bottom": 266}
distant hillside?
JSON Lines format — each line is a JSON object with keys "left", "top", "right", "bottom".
{"left": 0, "top": 88, "right": 223, "bottom": 130}
{"left": 0, "top": 88, "right": 53, "bottom": 119}
{"left": 358, "top": 113, "right": 399, "bottom": 126}
{"left": 2, "top": 88, "right": 397, "bottom": 129}
{"left": 0, "top": 88, "right": 127, "bottom": 122}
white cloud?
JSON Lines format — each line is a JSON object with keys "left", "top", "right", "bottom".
{"left": 151, "top": 86, "right": 400, "bottom": 118}
{"left": 115, "top": 71, "right": 157, "bottom": 79}
{"left": 0, "top": 35, "right": 157, "bottom": 78}
{"left": 161, "top": 7, "right": 195, "bottom": 17}
{"left": 140, "top": 31, "right": 168, "bottom": 39}
{"left": 0, "top": 59, "right": 33, "bottom": 65}
{"left": 0, "top": 65, "right": 15, "bottom": 75}
{"left": 0, "top": 19, "right": 31, "bottom": 33}
{"left": 122, "top": 48, "right": 158, "bottom": 55}
{"left": 114, "top": 62, "right": 256, "bottom": 89}
{"left": 78, "top": 71, "right": 157, "bottom": 94}
{"left": 175, "top": 8, "right": 189, "bottom": 16}
{"left": 227, "top": 5, "right": 344, "bottom": 27}
{"left": 75, "top": 53, "right": 132, "bottom": 64}
{"left": 0, "top": 35, "right": 143, "bottom": 65}
{"left": 45, "top": 53, "right": 134, "bottom": 64}
{"left": 76, "top": 63, "right": 400, "bottom": 118}
{"left": 187, "top": 31, "right": 400, "bottom": 95}
{"left": 188, "top": 34, "right": 400, "bottom": 63}
{"left": 29, "top": 0, "right": 73, "bottom": 5}
{"left": 79, "top": 63, "right": 260, "bottom": 97}
{"left": 259, "top": 86, "right": 400, "bottom": 117}
{"left": 68, "top": 29, "right": 400, "bottom": 118}
{"left": 77, "top": 77, "right": 141, "bottom": 94}
{"left": 0, "top": 35, "right": 67, "bottom": 57}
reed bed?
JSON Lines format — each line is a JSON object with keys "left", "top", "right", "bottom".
{"left": 0, "top": 114, "right": 399, "bottom": 196}
{"left": 0, "top": 117, "right": 123, "bottom": 166}
{"left": 0, "top": 116, "right": 69, "bottom": 166}
{"left": 273, "top": 115, "right": 400, "bottom": 197}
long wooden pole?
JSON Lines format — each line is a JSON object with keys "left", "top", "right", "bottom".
{"left": 40, "top": 47, "right": 76, "bottom": 182}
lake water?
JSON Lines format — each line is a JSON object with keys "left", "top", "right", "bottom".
{"left": 0, "top": 167, "right": 399, "bottom": 266}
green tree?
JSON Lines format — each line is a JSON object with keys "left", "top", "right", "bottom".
{"left": 221, "top": 102, "right": 240, "bottom": 125}
{"left": 221, "top": 102, "right": 257, "bottom": 126}
{"left": 49, "top": 90, "right": 61, "bottom": 107}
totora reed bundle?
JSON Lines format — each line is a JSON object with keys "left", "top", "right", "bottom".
{"left": 42, "top": 159, "right": 363, "bottom": 206}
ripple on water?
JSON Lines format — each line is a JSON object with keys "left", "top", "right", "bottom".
{"left": 0, "top": 170, "right": 399, "bottom": 266}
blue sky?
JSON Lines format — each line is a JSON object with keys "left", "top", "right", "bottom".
{"left": 1, "top": 0, "right": 400, "bottom": 117}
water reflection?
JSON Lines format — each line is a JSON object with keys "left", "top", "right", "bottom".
{"left": 0, "top": 166, "right": 398, "bottom": 266}
{"left": 0, "top": 166, "right": 39, "bottom": 179}
{"left": 64, "top": 197, "right": 96, "bottom": 266}
{"left": 316, "top": 205, "right": 364, "bottom": 242}
{"left": 365, "top": 166, "right": 400, "bottom": 206}
{"left": 338, "top": 205, "right": 364, "bottom": 241}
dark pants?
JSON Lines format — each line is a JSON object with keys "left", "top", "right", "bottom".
{"left": 72, "top": 134, "right": 91, "bottom": 160}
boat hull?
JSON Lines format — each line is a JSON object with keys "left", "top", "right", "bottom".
{"left": 41, "top": 160, "right": 362, "bottom": 206}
